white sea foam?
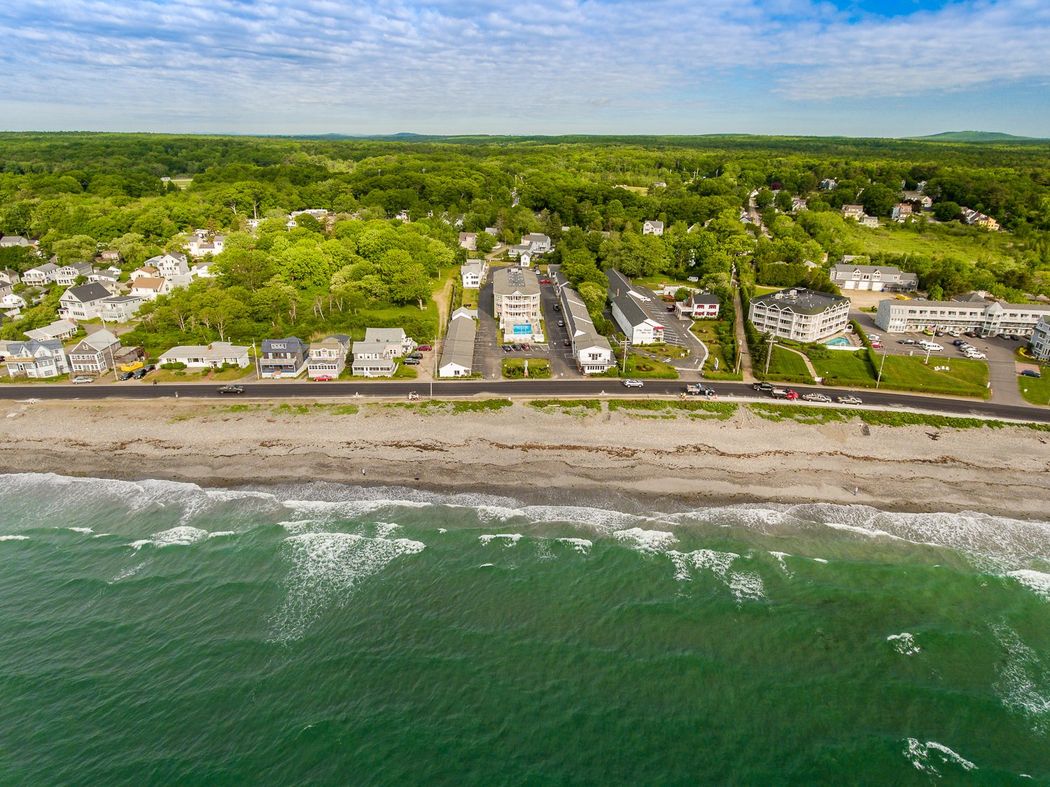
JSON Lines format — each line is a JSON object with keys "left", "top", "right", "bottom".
{"left": 111, "top": 561, "right": 146, "bottom": 582}
{"left": 887, "top": 632, "right": 921, "bottom": 656}
{"left": 129, "top": 526, "right": 210, "bottom": 550}
{"left": 993, "top": 624, "right": 1050, "bottom": 734}
{"left": 208, "top": 530, "right": 237, "bottom": 539}
{"left": 825, "top": 522, "right": 907, "bottom": 541}
{"left": 811, "top": 558, "right": 829, "bottom": 564}
{"left": 437, "top": 528, "right": 448, "bottom": 534}
{"left": 555, "top": 537, "right": 593, "bottom": 554}
{"left": 903, "top": 738, "right": 976, "bottom": 776}
{"left": 769, "top": 551, "right": 792, "bottom": 575}
{"left": 1008, "top": 570, "right": 1050, "bottom": 601}
{"left": 270, "top": 532, "right": 425, "bottom": 642}
{"left": 613, "top": 528, "right": 677, "bottom": 553}
{"left": 667, "top": 549, "right": 766, "bottom": 602}
{"left": 479, "top": 533, "right": 522, "bottom": 546}
{"left": 66, "top": 526, "right": 94, "bottom": 534}
{"left": 470, "top": 503, "right": 656, "bottom": 532}
{"left": 373, "top": 522, "right": 401, "bottom": 539}
{"left": 0, "top": 534, "right": 29, "bottom": 541}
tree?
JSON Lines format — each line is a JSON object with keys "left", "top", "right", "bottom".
{"left": 933, "top": 201, "right": 962, "bottom": 222}
{"left": 861, "top": 183, "right": 897, "bottom": 217}
{"left": 51, "top": 234, "right": 97, "bottom": 264}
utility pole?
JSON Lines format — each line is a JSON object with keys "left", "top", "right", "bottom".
{"left": 876, "top": 351, "right": 887, "bottom": 389}
{"left": 764, "top": 336, "right": 775, "bottom": 376}
{"left": 620, "top": 338, "right": 630, "bottom": 375}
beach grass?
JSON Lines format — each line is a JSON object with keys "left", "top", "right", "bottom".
{"left": 608, "top": 399, "right": 737, "bottom": 420}
{"left": 748, "top": 403, "right": 1047, "bottom": 430}
{"left": 528, "top": 399, "right": 602, "bottom": 412}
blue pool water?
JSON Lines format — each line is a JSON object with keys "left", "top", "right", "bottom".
{"left": 826, "top": 336, "right": 851, "bottom": 346}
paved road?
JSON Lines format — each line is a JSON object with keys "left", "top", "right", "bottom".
{"left": 3, "top": 379, "right": 1047, "bottom": 423}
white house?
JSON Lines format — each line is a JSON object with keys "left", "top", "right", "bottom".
{"left": 438, "top": 312, "right": 476, "bottom": 378}
{"left": 841, "top": 204, "right": 865, "bottom": 221}
{"left": 1029, "top": 316, "right": 1050, "bottom": 361}
{"left": 518, "top": 251, "right": 532, "bottom": 268}
{"left": 642, "top": 220, "right": 664, "bottom": 237}
{"left": 59, "top": 282, "right": 114, "bottom": 321}
{"left": 675, "top": 292, "right": 721, "bottom": 320}
{"left": 129, "top": 266, "right": 159, "bottom": 282}
{"left": 749, "top": 288, "right": 850, "bottom": 343}
{"left": 560, "top": 283, "right": 613, "bottom": 374}
{"left": 522, "top": 233, "right": 552, "bottom": 254}
{"left": 891, "top": 203, "right": 913, "bottom": 222}
{"left": 859, "top": 215, "right": 880, "bottom": 228}
{"left": 350, "top": 328, "right": 414, "bottom": 377}
{"left": 606, "top": 269, "right": 665, "bottom": 345}
{"left": 21, "top": 262, "right": 59, "bottom": 287}
{"left": 0, "top": 235, "right": 35, "bottom": 248}
{"left": 100, "top": 296, "right": 146, "bottom": 323}
{"left": 460, "top": 260, "right": 487, "bottom": 289}
{"left": 458, "top": 232, "right": 477, "bottom": 251}
{"left": 53, "top": 262, "right": 94, "bottom": 287}
{"left": 68, "top": 329, "right": 122, "bottom": 373}
{"left": 144, "top": 252, "right": 190, "bottom": 278}
{"left": 187, "top": 230, "right": 226, "bottom": 258}
{"left": 25, "top": 319, "right": 78, "bottom": 342}
{"left": 307, "top": 335, "right": 350, "bottom": 379}
{"left": 159, "top": 342, "right": 250, "bottom": 369}
{"left": 129, "top": 277, "right": 170, "bottom": 300}
{"left": 830, "top": 264, "right": 918, "bottom": 292}
{"left": 5, "top": 340, "right": 69, "bottom": 378}
{"left": 1, "top": 293, "right": 26, "bottom": 311}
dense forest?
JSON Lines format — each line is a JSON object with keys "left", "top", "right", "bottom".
{"left": 1, "top": 132, "right": 1049, "bottom": 350}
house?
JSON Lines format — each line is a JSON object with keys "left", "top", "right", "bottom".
{"left": 891, "top": 203, "right": 913, "bottom": 221}
{"left": 507, "top": 242, "right": 532, "bottom": 259}
{"left": 289, "top": 209, "right": 329, "bottom": 227}
{"left": 875, "top": 298, "right": 1050, "bottom": 336}
{"left": 492, "top": 267, "right": 543, "bottom": 342}
{"left": 59, "top": 282, "right": 114, "bottom": 320}
{"left": 187, "top": 230, "right": 226, "bottom": 257}
{"left": 961, "top": 208, "right": 1000, "bottom": 231}
{"left": 0, "top": 274, "right": 17, "bottom": 298}
{"left": 438, "top": 311, "right": 476, "bottom": 378}
{"left": 830, "top": 264, "right": 918, "bottom": 292}
{"left": 350, "top": 328, "right": 412, "bottom": 377}
{"left": 1, "top": 293, "right": 26, "bottom": 311}
{"left": 54, "top": 262, "right": 94, "bottom": 287}
{"left": 68, "top": 329, "right": 122, "bottom": 373}
{"left": 307, "top": 335, "right": 350, "bottom": 379}
{"left": 88, "top": 268, "right": 120, "bottom": 286}
{"left": 791, "top": 197, "right": 808, "bottom": 212}
{"left": 559, "top": 282, "right": 613, "bottom": 374}
{"left": 642, "top": 220, "right": 664, "bottom": 237}
{"left": 518, "top": 251, "right": 532, "bottom": 268}
{"left": 98, "top": 249, "right": 122, "bottom": 263}
{"left": 484, "top": 226, "right": 499, "bottom": 238}
{"left": 458, "top": 232, "right": 478, "bottom": 251}
{"left": 159, "top": 342, "right": 250, "bottom": 369}
{"left": 0, "top": 235, "right": 34, "bottom": 248}
{"left": 144, "top": 252, "right": 190, "bottom": 278}
{"left": 190, "top": 262, "right": 215, "bottom": 279}
{"left": 259, "top": 337, "right": 308, "bottom": 378}
{"left": 902, "top": 191, "right": 933, "bottom": 210}
{"left": 395, "top": 210, "right": 411, "bottom": 222}
{"left": 21, "top": 262, "right": 59, "bottom": 287}
{"left": 461, "top": 260, "right": 487, "bottom": 289}
{"left": 675, "top": 292, "right": 721, "bottom": 320}
{"left": 129, "top": 265, "right": 159, "bottom": 281}
{"left": 522, "top": 233, "right": 552, "bottom": 254}
{"left": 841, "top": 204, "right": 865, "bottom": 220}
{"left": 611, "top": 293, "right": 664, "bottom": 345}
{"left": 100, "top": 295, "right": 146, "bottom": 323}
{"left": 4, "top": 340, "right": 69, "bottom": 378}
{"left": 859, "top": 215, "right": 880, "bottom": 229}
{"left": 749, "top": 288, "right": 850, "bottom": 343}
{"left": 129, "top": 277, "right": 170, "bottom": 300}
{"left": 25, "top": 319, "right": 78, "bottom": 342}
{"left": 1029, "top": 316, "right": 1050, "bottom": 361}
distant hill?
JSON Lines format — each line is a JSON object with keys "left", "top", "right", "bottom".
{"left": 914, "top": 130, "right": 1043, "bottom": 142}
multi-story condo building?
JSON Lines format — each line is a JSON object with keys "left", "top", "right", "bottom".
{"left": 492, "top": 267, "right": 543, "bottom": 342}
{"left": 875, "top": 298, "right": 1050, "bottom": 336}
{"left": 1029, "top": 316, "right": 1050, "bottom": 361}
{"left": 559, "top": 282, "right": 613, "bottom": 374}
{"left": 749, "top": 288, "right": 850, "bottom": 342}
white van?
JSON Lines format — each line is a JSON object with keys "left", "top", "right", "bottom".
{"left": 919, "top": 341, "right": 943, "bottom": 351}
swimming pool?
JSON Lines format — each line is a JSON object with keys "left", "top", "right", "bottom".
{"left": 826, "top": 336, "right": 852, "bottom": 346}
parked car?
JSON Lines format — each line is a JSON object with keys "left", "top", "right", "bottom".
{"left": 132, "top": 368, "right": 148, "bottom": 379}
{"left": 502, "top": 344, "right": 512, "bottom": 352}
{"left": 752, "top": 382, "right": 775, "bottom": 392}
{"left": 622, "top": 379, "right": 644, "bottom": 388}
{"left": 801, "top": 393, "right": 831, "bottom": 403}
{"left": 539, "top": 278, "right": 552, "bottom": 285}
{"left": 685, "top": 384, "right": 715, "bottom": 397}
{"left": 784, "top": 389, "right": 800, "bottom": 400}
{"left": 71, "top": 375, "right": 94, "bottom": 384}
{"left": 521, "top": 344, "right": 531, "bottom": 351}
{"left": 1020, "top": 369, "right": 1042, "bottom": 378}
{"left": 417, "top": 344, "right": 432, "bottom": 352}
{"left": 870, "top": 341, "right": 882, "bottom": 349}
{"left": 408, "top": 352, "right": 423, "bottom": 359}
{"left": 403, "top": 358, "right": 421, "bottom": 365}
{"left": 836, "top": 395, "right": 863, "bottom": 405}
{"left": 899, "top": 339, "right": 916, "bottom": 345}
{"left": 557, "top": 320, "right": 565, "bottom": 327}
{"left": 217, "top": 385, "right": 245, "bottom": 395}
{"left": 552, "top": 303, "right": 560, "bottom": 312}
{"left": 666, "top": 305, "right": 676, "bottom": 312}
{"left": 953, "top": 339, "right": 965, "bottom": 347}
{"left": 511, "top": 344, "right": 522, "bottom": 351}
{"left": 118, "top": 371, "right": 134, "bottom": 381}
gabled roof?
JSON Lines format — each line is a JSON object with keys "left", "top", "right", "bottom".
{"left": 261, "top": 337, "right": 306, "bottom": 353}
{"left": 71, "top": 330, "right": 120, "bottom": 354}
{"left": 63, "top": 282, "right": 112, "bottom": 303}
{"left": 131, "top": 277, "right": 166, "bottom": 291}
{"left": 612, "top": 293, "right": 660, "bottom": 329}
{"left": 439, "top": 313, "right": 476, "bottom": 370}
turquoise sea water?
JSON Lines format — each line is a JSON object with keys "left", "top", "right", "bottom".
{"left": 1, "top": 473, "right": 1049, "bottom": 783}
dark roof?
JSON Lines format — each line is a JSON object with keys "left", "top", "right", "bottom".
{"left": 261, "top": 337, "right": 306, "bottom": 353}
{"left": 605, "top": 268, "right": 634, "bottom": 299}
{"left": 752, "top": 288, "right": 847, "bottom": 315}
{"left": 688, "top": 292, "right": 720, "bottom": 306}
{"left": 612, "top": 293, "right": 656, "bottom": 328}
{"left": 65, "top": 283, "right": 111, "bottom": 302}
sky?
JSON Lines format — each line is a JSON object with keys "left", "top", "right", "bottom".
{"left": 0, "top": 0, "right": 1047, "bottom": 138}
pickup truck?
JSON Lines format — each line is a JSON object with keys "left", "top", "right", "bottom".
{"left": 770, "top": 388, "right": 799, "bottom": 400}
{"left": 685, "top": 384, "right": 715, "bottom": 397}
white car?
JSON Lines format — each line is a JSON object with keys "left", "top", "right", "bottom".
{"left": 622, "top": 379, "right": 644, "bottom": 388}
{"left": 919, "top": 342, "right": 943, "bottom": 351}
{"left": 71, "top": 375, "right": 94, "bottom": 384}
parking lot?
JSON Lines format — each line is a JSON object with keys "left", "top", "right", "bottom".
{"left": 619, "top": 282, "right": 709, "bottom": 372}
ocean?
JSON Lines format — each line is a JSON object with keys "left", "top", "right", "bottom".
{"left": 1, "top": 473, "right": 1048, "bottom": 784}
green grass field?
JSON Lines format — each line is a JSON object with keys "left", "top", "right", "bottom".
{"left": 621, "top": 352, "right": 679, "bottom": 379}
{"left": 1018, "top": 373, "right": 1050, "bottom": 406}
{"left": 502, "top": 357, "right": 552, "bottom": 379}
{"left": 760, "top": 345, "right": 814, "bottom": 384}
{"left": 839, "top": 221, "right": 1017, "bottom": 266}
{"left": 804, "top": 347, "right": 989, "bottom": 398}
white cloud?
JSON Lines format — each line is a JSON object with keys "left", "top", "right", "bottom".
{"left": 0, "top": 0, "right": 1044, "bottom": 133}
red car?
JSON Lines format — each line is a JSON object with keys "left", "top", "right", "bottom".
{"left": 417, "top": 345, "right": 432, "bottom": 352}
{"left": 313, "top": 375, "right": 333, "bottom": 382}
{"left": 784, "top": 389, "right": 800, "bottom": 400}
{"left": 539, "top": 278, "right": 552, "bottom": 284}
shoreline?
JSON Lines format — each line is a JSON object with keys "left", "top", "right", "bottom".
{"left": 1, "top": 398, "right": 1047, "bottom": 521}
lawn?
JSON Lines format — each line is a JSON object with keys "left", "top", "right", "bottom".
{"left": 807, "top": 349, "right": 877, "bottom": 387}
{"left": 620, "top": 352, "right": 679, "bottom": 379}
{"left": 1018, "top": 373, "right": 1050, "bottom": 406}
{"left": 150, "top": 366, "right": 251, "bottom": 383}
{"left": 690, "top": 319, "right": 741, "bottom": 379}
{"left": 502, "top": 357, "right": 552, "bottom": 379}
{"left": 839, "top": 221, "right": 1017, "bottom": 266}
{"left": 877, "top": 353, "right": 989, "bottom": 398}
{"left": 753, "top": 285, "right": 782, "bottom": 296}
{"left": 760, "top": 345, "right": 814, "bottom": 384}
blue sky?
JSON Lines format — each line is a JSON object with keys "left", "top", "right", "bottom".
{"left": 0, "top": 0, "right": 1047, "bottom": 137}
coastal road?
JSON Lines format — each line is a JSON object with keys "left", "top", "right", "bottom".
{"left": 2, "top": 379, "right": 1048, "bottom": 423}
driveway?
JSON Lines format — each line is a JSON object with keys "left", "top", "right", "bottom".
{"left": 538, "top": 279, "right": 578, "bottom": 379}
{"left": 474, "top": 281, "right": 501, "bottom": 379}
{"left": 628, "top": 283, "right": 708, "bottom": 374}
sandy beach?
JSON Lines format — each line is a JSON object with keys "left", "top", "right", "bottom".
{"left": 0, "top": 397, "right": 1047, "bottom": 519}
